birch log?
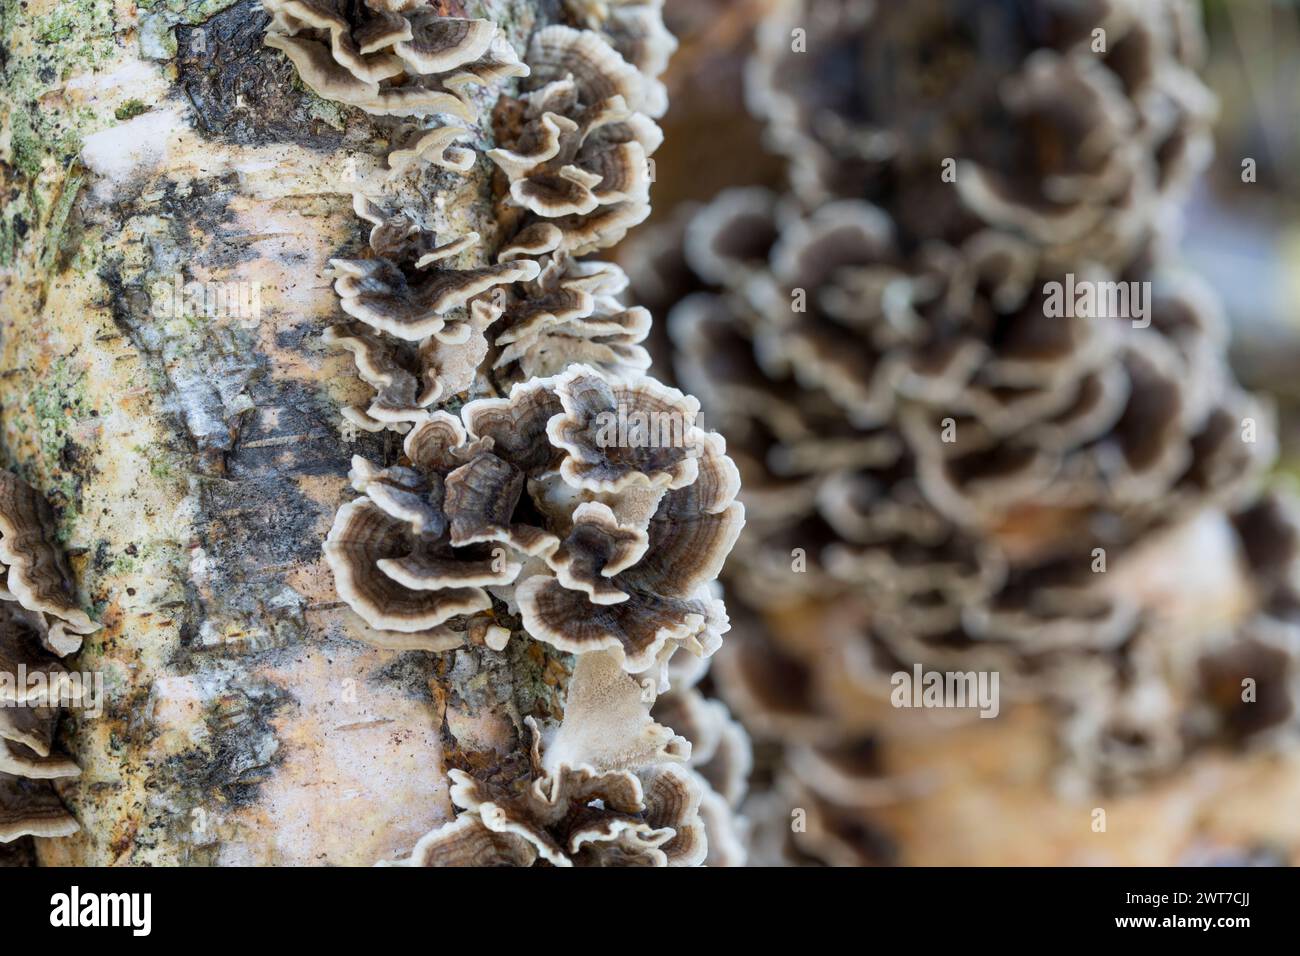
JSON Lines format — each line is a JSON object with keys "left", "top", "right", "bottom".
{"left": 1, "top": 0, "right": 562, "bottom": 866}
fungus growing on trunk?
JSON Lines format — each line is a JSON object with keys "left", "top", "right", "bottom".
{"left": 0, "top": 472, "right": 97, "bottom": 845}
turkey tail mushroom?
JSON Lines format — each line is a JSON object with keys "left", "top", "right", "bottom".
{"left": 0, "top": 471, "right": 97, "bottom": 847}
{"left": 263, "top": 1, "right": 526, "bottom": 118}
{"left": 267, "top": 0, "right": 745, "bottom": 866}
{"left": 379, "top": 649, "right": 706, "bottom": 867}
{"left": 325, "top": 366, "right": 743, "bottom": 685}
{"left": 488, "top": 25, "right": 664, "bottom": 255}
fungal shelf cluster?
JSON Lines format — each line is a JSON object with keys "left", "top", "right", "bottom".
{"left": 0, "top": 472, "right": 98, "bottom": 863}
{"left": 264, "top": 0, "right": 749, "bottom": 866}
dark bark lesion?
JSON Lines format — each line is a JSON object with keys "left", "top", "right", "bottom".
{"left": 175, "top": 1, "right": 352, "bottom": 150}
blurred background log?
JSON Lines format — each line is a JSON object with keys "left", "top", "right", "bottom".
{"left": 630, "top": 0, "right": 1300, "bottom": 866}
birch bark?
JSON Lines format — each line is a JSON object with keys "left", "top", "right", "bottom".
{"left": 1, "top": 0, "right": 556, "bottom": 865}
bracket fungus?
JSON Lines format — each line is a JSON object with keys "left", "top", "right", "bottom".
{"left": 382, "top": 650, "right": 706, "bottom": 866}
{"left": 491, "top": 252, "right": 653, "bottom": 383}
{"left": 562, "top": 0, "right": 677, "bottom": 119}
{"left": 649, "top": 185, "right": 1269, "bottom": 637}
{"left": 263, "top": 1, "right": 527, "bottom": 117}
{"left": 259, "top": 0, "right": 745, "bottom": 866}
{"left": 332, "top": 195, "right": 538, "bottom": 344}
{"left": 489, "top": 25, "right": 663, "bottom": 255}
{"left": 0, "top": 472, "right": 96, "bottom": 847}
{"left": 325, "top": 366, "right": 743, "bottom": 683}
{"left": 325, "top": 194, "right": 538, "bottom": 431}
{"left": 3, "top": 0, "right": 1283, "bottom": 870}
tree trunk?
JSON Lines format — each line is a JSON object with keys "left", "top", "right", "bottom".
{"left": 2, "top": 0, "right": 558, "bottom": 866}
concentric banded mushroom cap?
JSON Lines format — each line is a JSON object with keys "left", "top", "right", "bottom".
{"left": 330, "top": 197, "right": 539, "bottom": 343}
{"left": 263, "top": 2, "right": 527, "bottom": 117}
{"left": 324, "top": 195, "right": 543, "bottom": 433}
{"left": 489, "top": 26, "right": 663, "bottom": 255}
{"left": 490, "top": 253, "right": 652, "bottom": 383}
{"left": 325, "top": 365, "right": 743, "bottom": 679}
{"left": 264, "top": 0, "right": 732, "bottom": 868}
